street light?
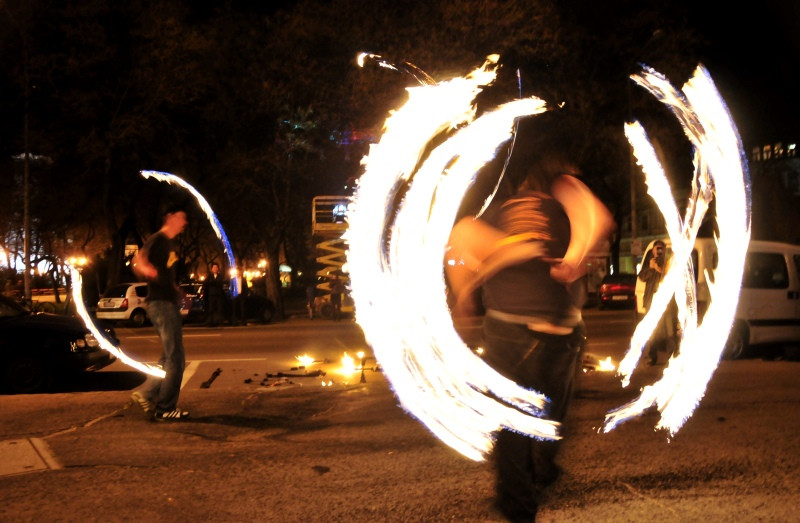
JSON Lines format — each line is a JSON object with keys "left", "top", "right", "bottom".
{"left": 67, "top": 256, "right": 88, "bottom": 269}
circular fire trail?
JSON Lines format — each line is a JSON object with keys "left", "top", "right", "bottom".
{"left": 346, "top": 55, "right": 750, "bottom": 461}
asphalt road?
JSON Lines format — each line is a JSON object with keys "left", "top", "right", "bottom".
{"left": 0, "top": 309, "right": 798, "bottom": 521}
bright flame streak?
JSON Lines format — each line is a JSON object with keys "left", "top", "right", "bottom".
{"left": 339, "top": 352, "right": 357, "bottom": 375}
{"left": 598, "top": 357, "right": 616, "bottom": 372}
{"left": 68, "top": 266, "right": 165, "bottom": 377}
{"left": 617, "top": 122, "right": 694, "bottom": 382}
{"left": 603, "top": 65, "right": 750, "bottom": 435}
{"left": 347, "top": 56, "right": 559, "bottom": 462}
{"left": 358, "top": 52, "right": 436, "bottom": 86}
{"left": 139, "top": 170, "right": 239, "bottom": 297}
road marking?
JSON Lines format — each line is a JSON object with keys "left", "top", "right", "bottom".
{"left": 181, "top": 361, "right": 200, "bottom": 389}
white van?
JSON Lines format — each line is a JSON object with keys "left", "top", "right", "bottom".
{"left": 635, "top": 238, "right": 800, "bottom": 360}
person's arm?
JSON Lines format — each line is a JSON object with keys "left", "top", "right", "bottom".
{"left": 445, "top": 217, "right": 544, "bottom": 315}
{"left": 549, "top": 174, "right": 615, "bottom": 283}
{"left": 132, "top": 246, "right": 157, "bottom": 281}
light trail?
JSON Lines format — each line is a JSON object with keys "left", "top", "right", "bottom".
{"left": 140, "top": 170, "right": 239, "bottom": 297}
{"left": 347, "top": 55, "right": 558, "bottom": 461}
{"left": 68, "top": 266, "right": 165, "bottom": 377}
{"left": 347, "top": 56, "right": 749, "bottom": 458}
{"left": 603, "top": 65, "right": 751, "bottom": 436}
{"left": 68, "top": 169, "right": 239, "bottom": 377}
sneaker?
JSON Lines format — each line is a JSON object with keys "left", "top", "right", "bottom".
{"left": 154, "top": 408, "right": 190, "bottom": 422}
{"left": 131, "top": 391, "right": 154, "bottom": 413}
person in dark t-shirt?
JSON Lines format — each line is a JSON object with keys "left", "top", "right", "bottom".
{"left": 129, "top": 204, "right": 190, "bottom": 422}
{"left": 203, "top": 262, "right": 225, "bottom": 327}
{"left": 447, "top": 148, "right": 614, "bottom": 521}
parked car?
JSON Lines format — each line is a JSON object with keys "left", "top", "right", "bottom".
{"left": 0, "top": 294, "right": 118, "bottom": 394}
{"left": 178, "top": 282, "right": 276, "bottom": 325}
{"left": 238, "top": 291, "right": 276, "bottom": 324}
{"left": 598, "top": 273, "right": 637, "bottom": 309}
{"left": 96, "top": 282, "right": 189, "bottom": 327}
{"left": 180, "top": 282, "right": 207, "bottom": 323}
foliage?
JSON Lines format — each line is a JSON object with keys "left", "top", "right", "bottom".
{"left": 0, "top": 0, "right": 721, "bottom": 315}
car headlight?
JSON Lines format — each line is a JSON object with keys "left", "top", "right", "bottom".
{"left": 71, "top": 333, "right": 100, "bottom": 352}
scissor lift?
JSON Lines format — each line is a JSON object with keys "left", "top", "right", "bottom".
{"left": 311, "top": 196, "right": 353, "bottom": 318}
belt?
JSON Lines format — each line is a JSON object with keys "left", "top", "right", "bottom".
{"left": 485, "top": 309, "right": 578, "bottom": 336}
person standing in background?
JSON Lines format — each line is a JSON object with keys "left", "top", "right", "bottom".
{"left": 638, "top": 240, "right": 678, "bottom": 365}
{"left": 329, "top": 273, "right": 344, "bottom": 321}
{"left": 306, "top": 279, "right": 317, "bottom": 319}
{"left": 203, "top": 262, "right": 225, "bottom": 327}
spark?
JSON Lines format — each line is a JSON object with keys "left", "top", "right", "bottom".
{"left": 140, "top": 170, "right": 239, "bottom": 297}
{"left": 347, "top": 55, "right": 557, "bottom": 462}
{"left": 603, "top": 65, "right": 750, "bottom": 435}
{"left": 68, "top": 266, "right": 165, "bottom": 377}
{"left": 357, "top": 52, "right": 436, "bottom": 86}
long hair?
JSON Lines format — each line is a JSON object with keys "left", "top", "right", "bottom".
{"left": 520, "top": 150, "right": 581, "bottom": 193}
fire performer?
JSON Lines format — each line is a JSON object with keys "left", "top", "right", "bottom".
{"left": 130, "top": 203, "right": 191, "bottom": 422}
{"left": 448, "top": 138, "right": 614, "bottom": 520}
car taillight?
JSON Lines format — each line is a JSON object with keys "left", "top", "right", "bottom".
{"left": 120, "top": 298, "right": 128, "bottom": 311}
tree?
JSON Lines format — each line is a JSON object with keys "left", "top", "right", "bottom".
{"left": 0, "top": 0, "right": 717, "bottom": 316}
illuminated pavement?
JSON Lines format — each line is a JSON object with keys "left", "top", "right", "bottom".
{"left": 0, "top": 346, "right": 799, "bottom": 521}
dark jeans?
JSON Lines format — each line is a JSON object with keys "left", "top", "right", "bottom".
{"left": 643, "top": 298, "right": 679, "bottom": 364}
{"left": 206, "top": 294, "right": 224, "bottom": 326}
{"left": 330, "top": 294, "right": 342, "bottom": 321}
{"left": 140, "top": 300, "right": 185, "bottom": 413}
{"left": 482, "top": 316, "right": 584, "bottom": 521}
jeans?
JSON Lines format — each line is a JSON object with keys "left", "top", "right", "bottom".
{"left": 205, "top": 294, "right": 224, "bottom": 326}
{"left": 482, "top": 315, "right": 585, "bottom": 521}
{"left": 140, "top": 300, "right": 185, "bottom": 413}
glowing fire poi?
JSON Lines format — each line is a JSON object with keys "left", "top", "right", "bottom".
{"left": 70, "top": 170, "right": 239, "bottom": 378}
{"left": 347, "top": 54, "right": 556, "bottom": 462}
{"left": 68, "top": 266, "right": 165, "bottom": 377}
{"left": 346, "top": 54, "right": 749, "bottom": 461}
{"left": 140, "top": 170, "right": 240, "bottom": 297}
{"left": 603, "top": 65, "right": 750, "bottom": 436}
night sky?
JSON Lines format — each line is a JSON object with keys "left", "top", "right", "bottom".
{"left": 688, "top": 1, "right": 800, "bottom": 148}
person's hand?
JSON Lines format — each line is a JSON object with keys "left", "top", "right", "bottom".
{"left": 546, "top": 258, "right": 581, "bottom": 283}
{"left": 650, "top": 257, "right": 663, "bottom": 272}
{"left": 132, "top": 261, "right": 157, "bottom": 280}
